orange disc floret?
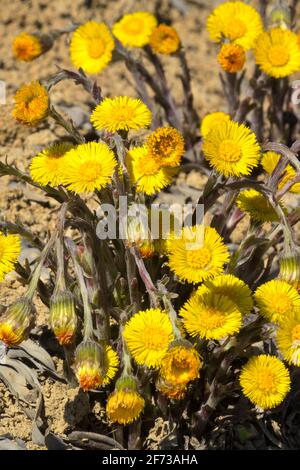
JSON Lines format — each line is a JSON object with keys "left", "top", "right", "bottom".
{"left": 13, "top": 81, "right": 49, "bottom": 126}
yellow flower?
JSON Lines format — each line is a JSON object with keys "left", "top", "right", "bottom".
{"left": 113, "top": 11, "right": 157, "bottom": 48}
{"left": 180, "top": 291, "right": 242, "bottom": 340}
{"left": 74, "top": 340, "right": 119, "bottom": 391}
{"left": 160, "top": 340, "right": 202, "bottom": 386}
{"left": 70, "top": 21, "right": 114, "bottom": 74}
{"left": 279, "top": 254, "right": 300, "bottom": 292}
{"left": 236, "top": 189, "right": 284, "bottom": 223}
{"left": 217, "top": 43, "right": 245, "bottom": 73}
{"left": 202, "top": 120, "right": 260, "bottom": 177}
{"left": 146, "top": 127, "right": 185, "bottom": 167}
{"left": 196, "top": 273, "right": 253, "bottom": 315}
{"left": 240, "top": 355, "right": 291, "bottom": 409}
{"left": 126, "top": 145, "right": 176, "bottom": 196}
{"left": 0, "top": 233, "right": 21, "bottom": 282}
{"left": 30, "top": 142, "right": 74, "bottom": 187}
{"left": 12, "top": 33, "right": 42, "bottom": 61}
{"left": 277, "top": 315, "right": 300, "bottom": 366}
{"left": 0, "top": 298, "right": 35, "bottom": 347}
{"left": 167, "top": 225, "right": 229, "bottom": 284}
{"left": 91, "top": 96, "right": 152, "bottom": 133}
{"left": 49, "top": 291, "right": 77, "bottom": 346}
{"left": 13, "top": 81, "right": 49, "bottom": 126}
{"left": 156, "top": 376, "right": 187, "bottom": 400}
{"left": 207, "top": 1, "right": 263, "bottom": 50}
{"left": 254, "top": 279, "right": 300, "bottom": 325}
{"left": 254, "top": 28, "right": 300, "bottom": 78}
{"left": 149, "top": 24, "right": 180, "bottom": 54}
{"left": 123, "top": 308, "right": 174, "bottom": 368}
{"left": 106, "top": 376, "right": 145, "bottom": 424}
{"left": 59, "top": 142, "right": 117, "bottom": 194}
{"left": 200, "top": 112, "right": 230, "bottom": 138}
{"left": 261, "top": 151, "right": 300, "bottom": 194}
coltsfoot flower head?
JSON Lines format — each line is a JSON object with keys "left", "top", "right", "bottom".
{"left": 146, "top": 127, "right": 185, "bottom": 167}
{"left": 236, "top": 189, "right": 283, "bottom": 223}
{"left": 202, "top": 120, "right": 260, "bottom": 177}
{"left": 0, "top": 233, "right": 21, "bottom": 282}
{"left": 126, "top": 145, "right": 176, "bottom": 196}
{"left": 91, "top": 96, "right": 152, "bottom": 133}
{"left": 49, "top": 291, "right": 77, "bottom": 346}
{"left": 198, "top": 273, "right": 253, "bottom": 315}
{"left": 125, "top": 215, "right": 155, "bottom": 259}
{"left": 70, "top": 21, "right": 114, "bottom": 74}
{"left": 30, "top": 142, "right": 74, "bottom": 187}
{"left": 160, "top": 340, "right": 202, "bottom": 386}
{"left": 0, "top": 298, "right": 35, "bottom": 347}
{"left": 156, "top": 376, "right": 187, "bottom": 400}
{"left": 59, "top": 142, "right": 117, "bottom": 194}
{"left": 254, "top": 28, "right": 300, "bottom": 78}
{"left": 149, "top": 24, "right": 180, "bottom": 55}
{"left": 13, "top": 81, "right": 49, "bottom": 126}
{"left": 180, "top": 291, "right": 242, "bottom": 340}
{"left": 240, "top": 355, "right": 291, "bottom": 409}
{"left": 279, "top": 254, "right": 300, "bottom": 292}
{"left": 167, "top": 225, "right": 229, "bottom": 284}
{"left": 254, "top": 279, "right": 300, "bottom": 325}
{"left": 261, "top": 151, "right": 300, "bottom": 194}
{"left": 217, "top": 43, "right": 245, "bottom": 73}
{"left": 207, "top": 1, "right": 263, "bottom": 50}
{"left": 200, "top": 112, "right": 230, "bottom": 138}
{"left": 277, "top": 315, "right": 300, "bottom": 366}
{"left": 113, "top": 11, "right": 157, "bottom": 48}
{"left": 74, "top": 340, "right": 119, "bottom": 391}
{"left": 123, "top": 308, "right": 174, "bottom": 368}
{"left": 13, "top": 33, "right": 44, "bottom": 61}
{"left": 106, "top": 376, "right": 145, "bottom": 424}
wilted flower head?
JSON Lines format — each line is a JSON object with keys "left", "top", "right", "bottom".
{"left": 217, "top": 43, "right": 245, "bottom": 74}
{"left": 146, "top": 127, "right": 185, "bottom": 168}
{"left": 160, "top": 340, "right": 202, "bottom": 386}
{"left": 0, "top": 298, "right": 35, "bottom": 347}
{"left": 13, "top": 81, "right": 49, "bottom": 126}
{"left": 149, "top": 24, "right": 180, "bottom": 55}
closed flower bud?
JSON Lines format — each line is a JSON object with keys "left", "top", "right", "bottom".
{"left": 106, "top": 376, "right": 145, "bottom": 424}
{"left": 279, "top": 254, "right": 300, "bottom": 292}
{"left": 125, "top": 216, "right": 155, "bottom": 259}
{"left": 49, "top": 290, "right": 77, "bottom": 346}
{"left": 74, "top": 340, "right": 106, "bottom": 391}
{"left": 0, "top": 297, "right": 35, "bottom": 347}
{"left": 270, "top": 5, "right": 291, "bottom": 29}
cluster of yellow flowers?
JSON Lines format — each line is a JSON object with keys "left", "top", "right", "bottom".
{"left": 207, "top": 1, "right": 300, "bottom": 77}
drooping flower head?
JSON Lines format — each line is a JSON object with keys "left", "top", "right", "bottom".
{"left": 180, "top": 291, "right": 242, "bottom": 340}
{"left": 207, "top": 1, "right": 263, "bottom": 50}
{"left": 240, "top": 355, "right": 291, "bottom": 409}
{"left": 217, "top": 43, "right": 245, "bottom": 73}
{"left": 113, "top": 11, "right": 157, "bottom": 48}
{"left": 70, "top": 21, "right": 114, "bottom": 74}
{"left": 74, "top": 340, "right": 119, "bottom": 391}
{"left": 167, "top": 225, "right": 229, "bottom": 284}
{"left": 146, "top": 127, "right": 185, "bottom": 167}
{"left": 254, "top": 28, "right": 300, "bottom": 78}
{"left": 49, "top": 290, "right": 78, "bottom": 346}
{"left": 279, "top": 253, "right": 300, "bottom": 292}
{"left": 106, "top": 376, "right": 145, "bottom": 424}
{"left": 261, "top": 151, "right": 300, "bottom": 194}
{"left": 277, "top": 314, "right": 300, "bottom": 366}
{"left": 160, "top": 340, "right": 202, "bottom": 386}
{"left": 12, "top": 33, "right": 43, "bottom": 61}
{"left": 200, "top": 112, "right": 230, "bottom": 138}
{"left": 0, "top": 233, "right": 21, "bottom": 282}
{"left": 13, "top": 81, "right": 49, "bottom": 126}
{"left": 156, "top": 376, "right": 187, "bottom": 400}
{"left": 0, "top": 298, "right": 35, "bottom": 347}
{"left": 123, "top": 308, "right": 174, "bottom": 368}
{"left": 149, "top": 24, "right": 180, "bottom": 55}
{"left": 30, "top": 142, "right": 74, "bottom": 187}
{"left": 236, "top": 189, "right": 283, "bottom": 223}
{"left": 59, "top": 142, "right": 117, "bottom": 194}
{"left": 91, "top": 96, "right": 152, "bottom": 133}
{"left": 254, "top": 279, "right": 300, "bottom": 325}
{"left": 202, "top": 120, "right": 260, "bottom": 177}
{"left": 196, "top": 273, "right": 253, "bottom": 315}
{"left": 126, "top": 145, "right": 176, "bottom": 196}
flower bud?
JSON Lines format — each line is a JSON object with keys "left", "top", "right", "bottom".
{"left": 49, "top": 290, "right": 78, "bottom": 346}
{"left": 125, "top": 216, "right": 155, "bottom": 259}
{"left": 74, "top": 340, "right": 106, "bottom": 391}
{"left": 279, "top": 254, "right": 300, "bottom": 292}
{"left": 106, "top": 376, "right": 145, "bottom": 424}
{"left": 0, "top": 297, "right": 35, "bottom": 346}
{"left": 269, "top": 5, "right": 291, "bottom": 29}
